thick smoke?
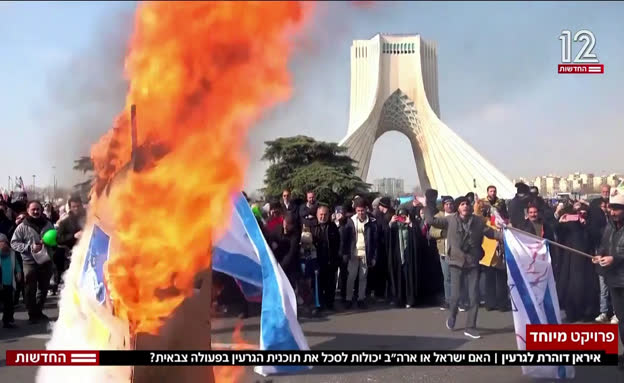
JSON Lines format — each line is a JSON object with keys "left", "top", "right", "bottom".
{"left": 244, "top": 2, "right": 382, "bottom": 193}
{"left": 41, "top": 8, "right": 134, "bottom": 189}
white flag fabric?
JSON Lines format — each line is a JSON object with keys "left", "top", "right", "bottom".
{"left": 503, "top": 228, "right": 575, "bottom": 379}
{"left": 213, "top": 193, "right": 311, "bottom": 376}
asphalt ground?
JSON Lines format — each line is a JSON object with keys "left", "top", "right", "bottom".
{"left": 2, "top": 297, "right": 623, "bottom": 383}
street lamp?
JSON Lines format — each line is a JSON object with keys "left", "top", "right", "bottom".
{"left": 52, "top": 166, "right": 57, "bottom": 200}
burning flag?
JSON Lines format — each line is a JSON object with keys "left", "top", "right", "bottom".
{"left": 214, "top": 194, "right": 310, "bottom": 375}
{"left": 39, "top": 1, "right": 313, "bottom": 383}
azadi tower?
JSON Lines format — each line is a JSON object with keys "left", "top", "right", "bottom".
{"left": 339, "top": 34, "right": 515, "bottom": 198}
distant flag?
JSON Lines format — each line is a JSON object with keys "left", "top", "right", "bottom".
{"left": 490, "top": 207, "right": 508, "bottom": 228}
{"left": 503, "top": 228, "right": 575, "bottom": 379}
{"left": 212, "top": 193, "right": 311, "bottom": 376}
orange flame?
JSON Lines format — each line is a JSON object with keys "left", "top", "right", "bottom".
{"left": 214, "top": 321, "right": 254, "bottom": 381}
{"left": 91, "top": 1, "right": 312, "bottom": 335}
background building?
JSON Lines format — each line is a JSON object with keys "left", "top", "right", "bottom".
{"left": 373, "top": 177, "right": 405, "bottom": 197}
{"left": 523, "top": 172, "right": 622, "bottom": 197}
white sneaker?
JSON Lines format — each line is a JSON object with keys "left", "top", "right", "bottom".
{"left": 611, "top": 315, "right": 619, "bottom": 324}
{"left": 595, "top": 313, "right": 609, "bottom": 323}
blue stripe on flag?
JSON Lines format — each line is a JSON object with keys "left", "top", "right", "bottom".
{"left": 234, "top": 195, "right": 307, "bottom": 374}
{"left": 212, "top": 246, "right": 263, "bottom": 287}
{"left": 234, "top": 195, "right": 300, "bottom": 350}
{"left": 542, "top": 245, "right": 566, "bottom": 379}
{"left": 504, "top": 240, "right": 541, "bottom": 325}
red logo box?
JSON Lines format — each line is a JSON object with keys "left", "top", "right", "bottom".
{"left": 6, "top": 350, "right": 100, "bottom": 366}
{"left": 526, "top": 324, "right": 618, "bottom": 354}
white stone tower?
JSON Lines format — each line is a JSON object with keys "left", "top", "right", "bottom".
{"left": 340, "top": 34, "right": 515, "bottom": 198}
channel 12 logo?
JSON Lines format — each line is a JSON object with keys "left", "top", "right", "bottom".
{"left": 558, "top": 29, "right": 604, "bottom": 74}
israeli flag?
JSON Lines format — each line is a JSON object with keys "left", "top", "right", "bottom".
{"left": 503, "top": 228, "right": 575, "bottom": 379}
{"left": 213, "top": 193, "right": 311, "bottom": 376}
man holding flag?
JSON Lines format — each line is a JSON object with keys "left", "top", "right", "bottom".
{"left": 424, "top": 189, "right": 503, "bottom": 340}
{"left": 593, "top": 182, "right": 624, "bottom": 368}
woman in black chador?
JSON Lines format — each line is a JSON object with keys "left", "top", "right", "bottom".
{"left": 388, "top": 208, "right": 416, "bottom": 307}
{"left": 556, "top": 201, "right": 600, "bottom": 322}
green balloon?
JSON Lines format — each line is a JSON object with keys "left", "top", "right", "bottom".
{"left": 251, "top": 205, "right": 262, "bottom": 220}
{"left": 42, "top": 229, "right": 58, "bottom": 247}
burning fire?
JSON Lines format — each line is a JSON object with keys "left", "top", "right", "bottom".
{"left": 90, "top": 1, "right": 311, "bottom": 335}
{"left": 214, "top": 321, "right": 254, "bottom": 382}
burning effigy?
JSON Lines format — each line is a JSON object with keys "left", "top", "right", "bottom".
{"left": 37, "top": 2, "right": 312, "bottom": 382}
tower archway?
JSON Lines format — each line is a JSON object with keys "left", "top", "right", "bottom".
{"left": 340, "top": 34, "right": 515, "bottom": 198}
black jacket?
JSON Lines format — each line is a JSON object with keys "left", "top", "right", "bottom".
{"left": 269, "top": 228, "right": 300, "bottom": 274}
{"left": 516, "top": 219, "right": 556, "bottom": 241}
{"left": 587, "top": 198, "right": 609, "bottom": 250}
{"left": 311, "top": 221, "right": 341, "bottom": 267}
{"left": 0, "top": 212, "right": 12, "bottom": 237}
{"left": 299, "top": 203, "right": 318, "bottom": 228}
{"left": 341, "top": 215, "right": 378, "bottom": 264}
{"left": 57, "top": 213, "right": 85, "bottom": 249}
{"left": 508, "top": 194, "right": 532, "bottom": 228}
{"left": 596, "top": 220, "right": 624, "bottom": 288}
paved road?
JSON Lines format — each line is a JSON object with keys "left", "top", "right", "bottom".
{"left": 1, "top": 298, "right": 622, "bottom": 383}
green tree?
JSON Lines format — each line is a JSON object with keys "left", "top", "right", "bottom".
{"left": 262, "top": 136, "right": 370, "bottom": 207}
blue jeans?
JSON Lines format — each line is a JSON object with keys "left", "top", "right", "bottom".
{"left": 599, "top": 275, "right": 612, "bottom": 314}
{"left": 439, "top": 255, "right": 451, "bottom": 304}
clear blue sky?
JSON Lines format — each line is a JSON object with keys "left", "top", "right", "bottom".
{"left": 1, "top": 1, "right": 622, "bottom": 193}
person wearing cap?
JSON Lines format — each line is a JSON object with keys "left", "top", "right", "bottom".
{"left": 429, "top": 196, "right": 455, "bottom": 310}
{"left": 588, "top": 185, "right": 614, "bottom": 323}
{"left": 0, "top": 232, "right": 21, "bottom": 328}
{"left": 593, "top": 182, "right": 624, "bottom": 367}
{"left": 423, "top": 189, "right": 503, "bottom": 339}
{"left": 508, "top": 182, "right": 532, "bottom": 228}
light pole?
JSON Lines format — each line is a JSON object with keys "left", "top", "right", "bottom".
{"left": 32, "top": 175, "right": 36, "bottom": 198}
{"left": 52, "top": 166, "right": 57, "bottom": 200}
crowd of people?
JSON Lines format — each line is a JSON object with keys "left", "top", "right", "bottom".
{"left": 0, "top": 191, "right": 85, "bottom": 329}
{"left": 214, "top": 182, "right": 624, "bottom": 343}
{"left": 1, "top": 181, "right": 623, "bottom": 350}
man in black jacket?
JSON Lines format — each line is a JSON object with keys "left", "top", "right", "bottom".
{"left": 593, "top": 185, "right": 624, "bottom": 367}
{"left": 299, "top": 191, "right": 318, "bottom": 228}
{"left": 588, "top": 185, "right": 611, "bottom": 249}
{"left": 424, "top": 189, "right": 502, "bottom": 340}
{"left": 56, "top": 196, "right": 86, "bottom": 252}
{"left": 341, "top": 198, "right": 378, "bottom": 309}
{"left": 509, "top": 182, "right": 532, "bottom": 228}
{"left": 312, "top": 205, "right": 341, "bottom": 312}
{"left": 280, "top": 189, "right": 298, "bottom": 222}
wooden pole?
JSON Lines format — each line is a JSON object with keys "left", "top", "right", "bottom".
{"left": 130, "top": 104, "right": 138, "bottom": 171}
{"left": 505, "top": 225, "right": 594, "bottom": 259}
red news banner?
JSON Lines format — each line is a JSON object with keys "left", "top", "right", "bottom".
{"left": 526, "top": 324, "right": 618, "bottom": 354}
